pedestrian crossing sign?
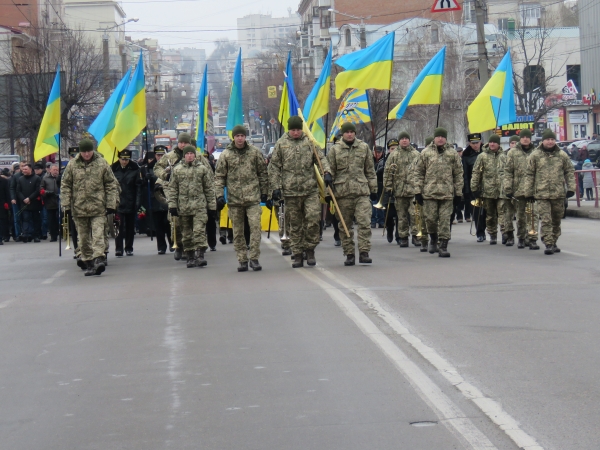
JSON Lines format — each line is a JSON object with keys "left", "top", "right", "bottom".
{"left": 431, "top": 0, "right": 461, "bottom": 12}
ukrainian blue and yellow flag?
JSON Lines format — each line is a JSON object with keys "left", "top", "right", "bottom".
{"left": 226, "top": 49, "right": 243, "bottom": 138}
{"left": 310, "top": 117, "right": 327, "bottom": 149}
{"left": 113, "top": 51, "right": 147, "bottom": 151}
{"left": 388, "top": 46, "right": 446, "bottom": 120}
{"left": 303, "top": 43, "right": 332, "bottom": 125}
{"left": 88, "top": 68, "right": 131, "bottom": 160}
{"left": 329, "top": 89, "right": 371, "bottom": 140}
{"left": 467, "top": 50, "right": 516, "bottom": 133}
{"left": 195, "top": 64, "right": 209, "bottom": 153}
{"left": 34, "top": 66, "right": 61, "bottom": 161}
{"left": 278, "top": 52, "right": 300, "bottom": 133}
{"left": 334, "top": 32, "right": 395, "bottom": 98}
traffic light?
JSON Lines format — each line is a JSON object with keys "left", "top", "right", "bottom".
{"left": 142, "top": 129, "right": 147, "bottom": 137}
{"left": 259, "top": 115, "right": 263, "bottom": 120}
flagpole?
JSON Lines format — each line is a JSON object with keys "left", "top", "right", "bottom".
{"left": 58, "top": 132, "right": 62, "bottom": 257}
{"left": 382, "top": 89, "right": 391, "bottom": 161}
{"left": 436, "top": 104, "right": 441, "bottom": 128}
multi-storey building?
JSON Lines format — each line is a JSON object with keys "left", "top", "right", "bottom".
{"left": 237, "top": 12, "right": 301, "bottom": 58}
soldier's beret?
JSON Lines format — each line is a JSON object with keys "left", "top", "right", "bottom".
{"left": 340, "top": 122, "right": 356, "bottom": 133}
{"left": 153, "top": 145, "right": 167, "bottom": 155}
{"left": 387, "top": 138, "right": 399, "bottom": 148}
{"left": 434, "top": 127, "right": 448, "bottom": 139}
{"left": 287, "top": 115, "right": 303, "bottom": 130}
{"left": 519, "top": 129, "right": 532, "bottom": 139}
{"left": 488, "top": 134, "right": 501, "bottom": 144}
{"left": 79, "top": 139, "right": 94, "bottom": 152}
{"left": 178, "top": 132, "right": 192, "bottom": 143}
{"left": 542, "top": 129, "right": 556, "bottom": 140}
{"left": 467, "top": 133, "right": 482, "bottom": 142}
{"left": 398, "top": 131, "right": 410, "bottom": 140}
{"left": 232, "top": 125, "right": 247, "bottom": 137}
{"left": 118, "top": 149, "right": 132, "bottom": 159}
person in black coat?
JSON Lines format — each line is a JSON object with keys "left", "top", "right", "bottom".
{"left": 16, "top": 163, "right": 42, "bottom": 242}
{"left": 462, "top": 133, "right": 487, "bottom": 241}
{"left": 111, "top": 149, "right": 142, "bottom": 256}
{"left": 40, "top": 164, "right": 61, "bottom": 242}
{"left": 9, "top": 163, "right": 22, "bottom": 240}
{"left": 144, "top": 147, "right": 172, "bottom": 254}
{"left": 0, "top": 173, "right": 11, "bottom": 243}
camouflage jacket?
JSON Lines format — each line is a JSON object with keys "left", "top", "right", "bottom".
{"left": 60, "top": 151, "right": 119, "bottom": 217}
{"left": 503, "top": 143, "right": 535, "bottom": 198}
{"left": 327, "top": 138, "right": 377, "bottom": 198}
{"left": 154, "top": 148, "right": 212, "bottom": 187}
{"left": 524, "top": 144, "right": 576, "bottom": 199}
{"left": 268, "top": 133, "right": 331, "bottom": 197}
{"left": 167, "top": 159, "right": 216, "bottom": 215}
{"left": 214, "top": 142, "right": 269, "bottom": 206}
{"left": 470, "top": 145, "right": 507, "bottom": 199}
{"left": 383, "top": 145, "right": 419, "bottom": 198}
{"left": 412, "top": 143, "right": 464, "bottom": 200}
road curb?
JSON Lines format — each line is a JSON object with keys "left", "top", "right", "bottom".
{"left": 566, "top": 207, "right": 600, "bottom": 220}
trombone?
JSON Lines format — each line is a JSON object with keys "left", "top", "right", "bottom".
{"left": 278, "top": 200, "right": 290, "bottom": 243}
{"left": 169, "top": 212, "right": 178, "bottom": 249}
{"left": 413, "top": 201, "right": 423, "bottom": 238}
{"left": 62, "top": 211, "right": 71, "bottom": 250}
{"left": 525, "top": 200, "right": 537, "bottom": 236}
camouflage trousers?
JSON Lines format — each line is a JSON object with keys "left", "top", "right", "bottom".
{"left": 73, "top": 215, "right": 107, "bottom": 261}
{"left": 180, "top": 214, "right": 208, "bottom": 252}
{"left": 104, "top": 216, "right": 110, "bottom": 252}
{"left": 513, "top": 197, "right": 539, "bottom": 240}
{"left": 423, "top": 199, "right": 453, "bottom": 240}
{"left": 483, "top": 198, "right": 505, "bottom": 235}
{"left": 537, "top": 198, "right": 564, "bottom": 246}
{"left": 285, "top": 192, "right": 321, "bottom": 254}
{"left": 229, "top": 204, "right": 262, "bottom": 262}
{"left": 395, "top": 196, "right": 417, "bottom": 238}
{"left": 503, "top": 198, "right": 516, "bottom": 234}
{"left": 335, "top": 196, "right": 372, "bottom": 255}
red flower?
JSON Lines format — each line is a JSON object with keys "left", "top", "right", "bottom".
{"left": 3, "top": 203, "right": 8, "bottom": 210}
{"left": 40, "top": 188, "right": 46, "bottom": 196}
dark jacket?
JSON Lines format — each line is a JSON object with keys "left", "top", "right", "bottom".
{"left": 141, "top": 160, "right": 167, "bottom": 212}
{"left": 40, "top": 173, "right": 60, "bottom": 210}
{"left": 462, "top": 145, "right": 482, "bottom": 198}
{"left": 0, "top": 176, "right": 10, "bottom": 218}
{"left": 9, "top": 171, "right": 22, "bottom": 202}
{"left": 112, "top": 160, "right": 142, "bottom": 214}
{"left": 16, "top": 173, "right": 42, "bottom": 211}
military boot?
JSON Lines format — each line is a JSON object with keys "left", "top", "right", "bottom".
{"left": 528, "top": 240, "right": 540, "bottom": 250}
{"left": 249, "top": 260, "right": 262, "bottom": 271}
{"left": 83, "top": 260, "right": 95, "bottom": 276}
{"left": 399, "top": 238, "right": 409, "bottom": 247}
{"left": 77, "top": 257, "right": 87, "bottom": 271}
{"left": 438, "top": 239, "right": 451, "bottom": 258}
{"left": 344, "top": 254, "right": 355, "bottom": 266}
{"left": 305, "top": 249, "right": 316, "bottom": 266}
{"left": 282, "top": 248, "right": 292, "bottom": 256}
{"left": 292, "top": 254, "right": 304, "bottom": 268}
{"left": 428, "top": 234, "right": 438, "bottom": 254}
{"left": 544, "top": 244, "right": 555, "bottom": 255}
{"left": 411, "top": 235, "right": 421, "bottom": 247}
{"left": 174, "top": 248, "right": 183, "bottom": 261}
{"left": 553, "top": 244, "right": 561, "bottom": 253}
{"left": 359, "top": 252, "right": 372, "bottom": 263}
{"left": 196, "top": 249, "right": 207, "bottom": 267}
{"left": 186, "top": 251, "right": 196, "bottom": 268}
{"left": 517, "top": 238, "right": 525, "bottom": 249}
{"left": 386, "top": 226, "right": 394, "bottom": 243}
{"left": 501, "top": 233, "right": 507, "bottom": 245}
{"left": 238, "top": 261, "right": 249, "bottom": 272}
{"left": 505, "top": 231, "right": 515, "bottom": 247}
{"left": 93, "top": 257, "right": 106, "bottom": 275}
{"left": 490, "top": 234, "right": 497, "bottom": 245}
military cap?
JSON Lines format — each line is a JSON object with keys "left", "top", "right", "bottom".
{"left": 434, "top": 127, "right": 448, "bottom": 139}
{"left": 374, "top": 146, "right": 383, "bottom": 153}
{"left": 183, "top": 145, "right": 196, "bottom": 154}
{"left": 467, "top": 133, "right": 482, "bottom": 142}
{"left": 79, "top": 138, "right": 94, "bottom": 152}
{"left": 68, "top": 146, "right": 79, "bottom": 157}
{"left": 425, "top": 136, "right": 434, "bottom": 146}
{"left": 178, "top": 132, "right": 192, "bottom": 143}
{"left": 509, "top": 135, "right": 520, "bottom": 143}
{"left": 153, "top": 145, "right": 167, "bottom": 155}
{"left": 340, "top": 122, "right": 356, "bottom": 133}
{"left": 231, "top": 125, "right": 247, "bottom": 137}
{"left": 118, "top": 149, "right": 132, "bottom": 160}
{"left": 34, "top": 162, "right": 44, "bottom": 170}
{"left": 542, "top": 129, "right": 556, "bottom": 140}
{"left": 287, "top": 115, "right": 303, "bottom": 130}
{"left": 519, "top": 129, "right": 532, "bottom": 139}
{"left": 488, "top": 134, "right": 501, "bottom": 144}
{"left": 398, "top": 131, "right": 410, "bottom": 140}
{"left": 387, "top": 138, "right": 399, "bottom": 148}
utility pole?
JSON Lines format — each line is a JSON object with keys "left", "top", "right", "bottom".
{"left": 359, "top": 19, "right": 366, "bottom": 49}
{"left": 475, "top": 0, "right": 489, "bottom": 90}
{"left": 120, "top": 43, "right": 127, "bottom": 77}
{"left": 102, "top": 33, "right": 110, "bottom": 102}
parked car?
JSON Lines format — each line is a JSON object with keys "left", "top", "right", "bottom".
{"left": 586, "top": 142, "right": 600, "bottom": 165}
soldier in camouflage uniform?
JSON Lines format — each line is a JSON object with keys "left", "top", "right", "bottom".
{"left": 215, "top": 125, "right": 269, "bottom": 272}
{"left": 499, "top": 135, "right": 521, "bottom": 243}
{"left": 168, "top": 146, "right": 216, "bottom": 267}
{"left": 524, "top": 129, "right": 575, "bottom": 255}
{"left": 503, "top": 129, "right": 540, "bottom": 250}
{"left": 269, "top": 116, "right": 332, "bottom": 268}
{"left": 60, "top": 139, "right": 119, "bottom": 276}
{"left": 327, "top": 122, "right": 377, "bottom": 266}
{"left": 383, "top": 131, "right": 420, "bottom": 248}
{"left": 470, "top": 134, "right": 506, "bottom": 244}
{"left": 412, "top": 128, "right": 464, "bottom": 258}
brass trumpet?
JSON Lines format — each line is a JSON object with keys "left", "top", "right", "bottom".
{"left": 525, "top": 200, "right": 536, "bottom": 236}
{"left": 278, "top": 201, "right": 290, "bottom": 243}
{"left": 414, "top": 202, "right": 423, "bottom": 237}
{"left": 169, "top": 213, "right": 178, "bottom": 249}
{"left": 469, "top": 197, "right": 484, "bottom": 236}
{"left": 374, "top": 163, "right": 398, "bottom": 210}
{"left": 62, "top": 211, "right": 71, "bottom": 250}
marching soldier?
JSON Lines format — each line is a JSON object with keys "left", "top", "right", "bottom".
{"left": 327, "top": 122, "right": 377, "bottom": 266}
{"left": 269, "top": 115, "right": 332, "bottom": 268}
{"left": 413, "top": 128, "right": 463, "bottom": 258}
{"left": 503, "top": 129, "right": 540, "bottom": 249}
{"left": 377, "top": 138, "right": 399, "bottom": 244}
{"left": 60, "top": 139, "right": 119, "bottom": 276}
{"left": 215, "top": 125, "right": 269, "bottom": 272}
{"left": 383, "top": 132, "right": 421, "bottom": 247}
{"left": 524, "top": 129, "right": 575, "bottom": 255}
{"left": 145, "top": 146, "right": 172, "bottom": 254}
{"left": 470, "top": 134, "right": 506, "bottom": 244}
{"left": 167, "top": 145, "right": 216, "bottom": 267}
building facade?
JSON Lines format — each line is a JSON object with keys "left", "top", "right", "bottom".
{"left": 579, "top": 0, "right": 599, "bottom": 136}
{"left": 237, "top": 12, "right": 301, "bottom": 58}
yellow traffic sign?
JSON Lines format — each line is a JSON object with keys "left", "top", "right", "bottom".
{"left": 267, "top": 86, "right": 277, "bottom": 98}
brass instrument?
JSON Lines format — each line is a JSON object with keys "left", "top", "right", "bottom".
{"left": 169, "top": 213, "right": 178, "bottom": 249}
{"left": 380, "top": 163, "right": 398, "bottom": 235}
{"left": 469, "top": 197, "right": 484, "bottom": 236}
{"left": 414, "top": 202, "right": 423, "bottom": 237}
{"left": 62, "top": 211, "right": 71, "bottom": 250}
{"left": 278, "top": 201, "right": 290, "bottom": 242}
{"left": 525, "top": 200, "right": 536, "bottom": 236}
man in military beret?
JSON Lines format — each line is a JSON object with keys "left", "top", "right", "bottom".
{"left": 111, "top": 149, "right": 142, "bottom": 256}
{"left": 269, "top": 115, "right": 332, "bottom": 268}
{"left": 327, "top": 122, "right": 377, "bottom": 265}
{"left": 60, "top": 139, "right": 119, "bottom": 276}
{"left": 462, "top": 132, "right": 487, "bottom": 240}
{"left": 413, "top": 127, "right": 463, "bottom": 257}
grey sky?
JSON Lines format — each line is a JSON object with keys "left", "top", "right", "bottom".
{"left": 121, "top": 0, "right": 301, "bottom": 53}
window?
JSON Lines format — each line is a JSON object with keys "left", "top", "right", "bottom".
{"left": 320, "top": 11, "right": 331, "bottom": 29}
{"left": 566, "top": 65, "right": 581, "bottom": 93}
{"left": 498, "top": 18, "right": 508, "bottom": 31}
{"left": 431, "top": 26, "right": 439, "bottom": 44}
{"left": 345, "top": 28, "right": 352, "bottom": 47}
{"left": 520, "top": 3, "right": 541, "bottom": 27}
{"left": 523, "top": 65, "right": 546, "bottom": 94}
{"left": 463, "top": 1, "right": 476, "bottom": 24}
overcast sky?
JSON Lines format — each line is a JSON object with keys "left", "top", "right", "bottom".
{"left": 121, "top": 0, "right": 300, "bottom": 54}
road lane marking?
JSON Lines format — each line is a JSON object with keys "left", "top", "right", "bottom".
{"left": 42, "top": 269, "right": 67, "bottom": 284}
{"left": 0, "top": 299, "right": 15, "bottom": 309}
{"left": 561, "top": 250, "right": 588, "bottom": 257}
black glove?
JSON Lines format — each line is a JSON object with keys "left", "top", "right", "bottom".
{"left": 415, "top": 193, "right": 424, "bottom": 206}
{"left": 272, "top": 189, "right": 282, "bottom": 202}
{"left": 453, "top": 195, "right": 462, "bottom": 206}
{"left": 370, "top": 192, "right": 378, "bottom": 202}
{"left": 265, "top": 199, "right": 273, "bottom": 210}
{"left": 260, "top": 194, "right": 268, "bottom": 204}
{"left": 324, "top": 172, "right": 333, "bottom": 188}
{"left": 216, "top": 196, "right": 226, "bottom": 211}
{"left": 106, "top": 208, "right": 116, "bottom": 215}
{"left": 525, "top": 196, "right": 535, "bottom": 203}
{"left": 325, "top": 196, "right": 332, "bottom": 204}
{"left": 207, "top": 209, "right": 216, "bottom": 220}
{"left": 506, "top": 193, "right": 514, "bottom": 199}
{"left": 169, "top": 208, "right": 178, "bottom": 217}
{"left": 566, "top": 190, "right": 575, "bottom": 198}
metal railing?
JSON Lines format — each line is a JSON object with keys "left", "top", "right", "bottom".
{"left": 574, "top": 169, "right": 600, "bottom": 208}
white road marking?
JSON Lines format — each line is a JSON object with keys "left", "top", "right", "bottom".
{"left": 561, "top": 250, "right": 588, "bottom": 257}
{"left": 42, "top": 269, "right": 67, "bottom": 284}
{"left": 0, "top": 299, "right": 15, "bottom": 309}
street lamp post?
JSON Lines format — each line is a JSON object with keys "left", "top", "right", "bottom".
{"left": 328, "top": 8, "right": 371, "bottom": 49}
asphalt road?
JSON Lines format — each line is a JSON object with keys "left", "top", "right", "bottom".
{"left": 1, "top": 215, "right": 598, "bottom": 450}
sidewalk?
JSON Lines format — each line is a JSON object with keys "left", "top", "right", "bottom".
{"left": 566, "top": 199, "right": 600, "bottom": 219}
